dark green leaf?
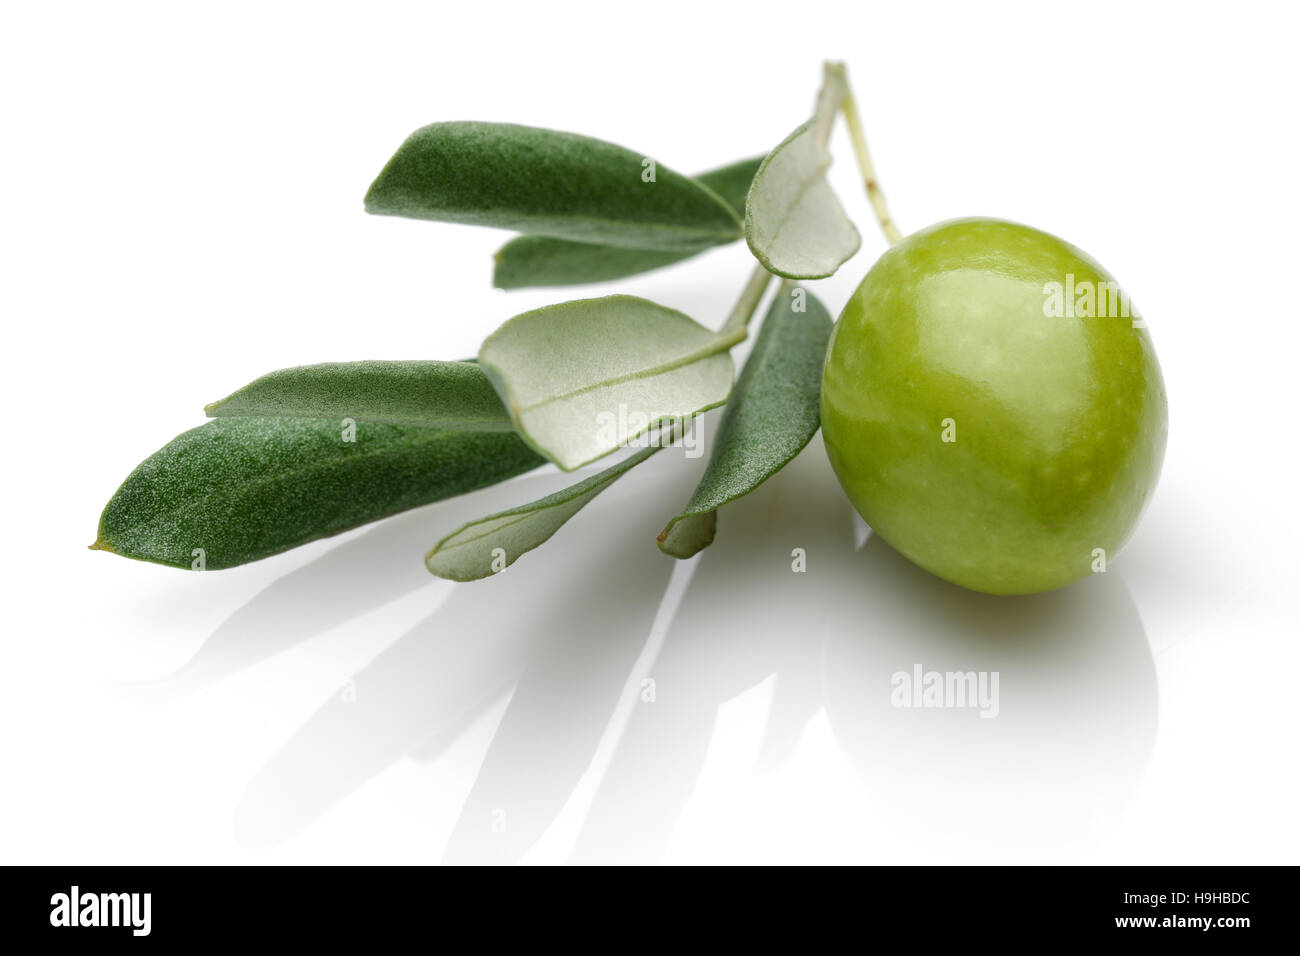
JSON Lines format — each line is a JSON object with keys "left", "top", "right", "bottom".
{"left": 91, "top": 418, "right": 543, "bottom": 569}
{"left": 365, "top": 121, "right": 742, "bottom": 252}
{"left": 427, "top": 444, "right": 660, "bottom": 581}
{"left": 205, "top": 360, "right": 512, "bottom": 431}
{"left": 658, "top": 285, "right": 833, "bottom": 558}
{"left": 491, "top": 156, "right": 764, "bottom": 289}
{"left": 694, "top": 155, "right": 768, "bottom": 216}
{"left": 492, "top": 239, "right": 690, "bottom": 291}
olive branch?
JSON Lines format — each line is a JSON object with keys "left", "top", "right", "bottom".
{"left": 91, "top": 62, "right": 896, "bottom": 577}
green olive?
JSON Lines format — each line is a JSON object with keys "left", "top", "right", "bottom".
{"left": 821, "top": 218, "right": 1167, "bottom": 594}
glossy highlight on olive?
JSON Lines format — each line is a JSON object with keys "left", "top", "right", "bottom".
{"left": 821, "top": 218, "right": 1167, "bottom": 595}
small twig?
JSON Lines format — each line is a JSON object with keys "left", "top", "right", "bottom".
{"left": 824, "top": 62, "right": 903, "bottom": 245}
{"left": 811, "top": 63, "right": 847, "bottom": 149}
{"left": 721, "top": 262, "right": 775, "bottom": 338}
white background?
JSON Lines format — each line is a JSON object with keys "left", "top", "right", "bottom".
{"left": 2, "top": 1, "right": 1297, "bottom": 865}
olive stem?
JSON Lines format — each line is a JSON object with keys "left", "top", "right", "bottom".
{"left": 824, "top": 62, "right": 903, "bottom": 245}
{"left": 812, "top": 62, "right": 848, "bottom": 149}
{"left": 721, "top": 262, "right": 774, "bottom": 337}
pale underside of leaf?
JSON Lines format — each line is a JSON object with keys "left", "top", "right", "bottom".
{"left": 427, "top": 444, "right": 659, "bottom": 581}
{"left": 745, "top": 121, "right": 861, "bottom": 279}
{"left": 658, "top": 285, "right": 833, "bottom": 558}
{"left": 204, "top": 360, "right": 514, "bottom": 430}
{"left": 478, "top": 295, "right": 736, "bottom": 471}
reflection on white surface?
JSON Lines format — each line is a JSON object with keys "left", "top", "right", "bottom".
{"left": 8, "top": 4, "right": 1300, "bottom": 867}
{"left": 822, "top": 522, "right": 1156, "bottom": 862}
{"left": 146, "top": 435, "right": 1156, "bottom": 864}
{"left": 224, "top": 447, "right": 703, "bottom": 855}
{"left": 572, "top": 438, "right": 1156, "bottom": 863}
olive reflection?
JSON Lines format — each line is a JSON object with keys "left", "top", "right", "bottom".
{"left": 822, "top": 530, "right": 1157, "bottom": 861}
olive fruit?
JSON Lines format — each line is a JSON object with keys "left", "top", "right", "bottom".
{"left": 821, "top": 218, "right": 1167, "bottom": 595}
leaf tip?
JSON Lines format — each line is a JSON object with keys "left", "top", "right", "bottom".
{"left": 424, "top": 543, "right": 468, "bottom": 582}
{"left": 656, "top": 540, "right": 695, "bottom": 560}
{"left": 88, "top": 536, "right": 114, "bottom": 554}
{"left": 490, "top": 265, "right": 517, "bottom": 291}
{"left": 655, "top": 520, "right": 691, "bottom": 560}
{"left": 361, "top": 176, "right": 386, "bottom": 216}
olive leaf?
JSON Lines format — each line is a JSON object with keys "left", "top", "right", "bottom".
{"left": 206, "top": 360, "right": 512, "bottom": 431}
{"left": 689, "top": 155, "right": 769, "bottom": 216}
{"left": 492, "top": 240, "right": 691, "bottom": 291}
{"left": 427, "top": 443, "right": 664, "bottom": 581}
{"left": 365, "top": 121, "right": 742, "bottom": 252}
{"left": 658, "top": 284, "right": 832, "bottom": 558}
{"left": 745, "top": 120, "right": 861, "bottom": 279}
{"left": 91, "top": 418, "right": 543, "bottom": 570}
{"left": 478, "top": 295, "right": 736, "bottom": 471}
{"left": 491, "top": 156, "right": 764, "bottom": 289}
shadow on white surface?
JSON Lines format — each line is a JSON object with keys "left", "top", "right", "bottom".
{"left": 120, "top": 469, "right": 583, "bottom": 700}
{"left": 566, "top": 440, "right": 1157, "bottom": 863}
{"left": 164, "top": 434, "right": 1154, "bottom": 863}
{"left": 230, "top": 449, "right": 699, "bottom": 854}
{"left": 821, "top": 533, "right": 1155, "bottom": 862}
